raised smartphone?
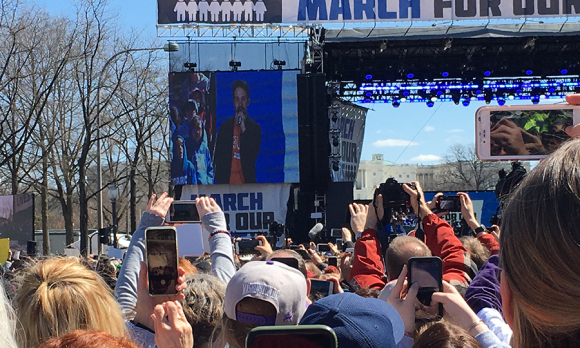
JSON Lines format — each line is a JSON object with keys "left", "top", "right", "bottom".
{"left": 246, "top": 325, "right": 338, "bottom": 348}
{"left": 407, "top": 256, "right": 443, "bottom": 319}
{"left": 476, "top": 104, "right": 580, "bottom": 161}
{"left": 145, "top": 227, "right": 179, "bottom": 296}
{"left": 165, "top": 200, "right": 200, "bottom": 223}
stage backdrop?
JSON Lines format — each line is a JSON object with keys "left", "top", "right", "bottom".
{"left": 0, "top": 194, "right": 34, "bottom": 253}
{"left": 424, "top": 191, "right": 500, "bottom": 227}
{"left": 330, "top": 99, "right": 367, "bottom": 183}
{"left": 158, "top": 0, "right": 580, "bottom": 25}
{"left": 169, "top": 70, "right": 299, "bottom": 185}
{"left": 182, "top": 184, "right": 291, "bottom": 235}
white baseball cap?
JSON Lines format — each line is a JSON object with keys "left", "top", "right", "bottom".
{"left": 224, "top": 260, "right": 307, "bottom": 326}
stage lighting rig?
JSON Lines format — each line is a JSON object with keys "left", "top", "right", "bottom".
{"left": 229, "top": 60, "right": 241, "bottom": 71}
{"left": 184, "top": 62, "right": 197, "bottom": 71}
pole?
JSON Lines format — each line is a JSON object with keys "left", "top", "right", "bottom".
{"left": 112, "top": 200, "right": 118, "bottom": 249}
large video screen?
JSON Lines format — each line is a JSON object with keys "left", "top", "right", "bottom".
{"left": 169, "top": 70, "right": 299, "bottom": 185}
{"left": 0, "top": 194, "right": 34, "bottom": 253}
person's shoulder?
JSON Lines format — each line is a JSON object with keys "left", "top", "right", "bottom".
{"left": 247, "top": 116, "right": 261, "bottom": 129}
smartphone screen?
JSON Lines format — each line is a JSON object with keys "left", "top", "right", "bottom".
{"left": 317, "top": 244, "right": 331, "bottom": 253}
{"left": 437, "top": 196, "right": 462, "bottom": 212}
{"left": 146, "top": 227, "right": 178, "bottom": 296}
{"left": 476, "top": 105, "right": 578, "bottom": 161}
{"left": 310, "top": 279, "right": 333, "bottom": 297}
{"left": 407, "top": 256, "right": 443, "bottom": 318}
{"left": 235, "top": 239, "right": 260, "bottom": 255}
{"left": 328, "top": 256, "right": 338, "bottom": 267}
{"left": 247, "top": 325, "right": 338, "bottom": 348}
{"left": 330, "top": 228, "right": 342, "bottom": 237}
{"left": 167, "top": 201, "right": 200, "bottom": 223}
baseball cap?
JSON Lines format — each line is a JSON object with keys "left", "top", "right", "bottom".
{"left": 224, "top": 260, "right": 307, "bottom": 326}
{"left": 299, "top": 293, "right": 405, "bottom": 348}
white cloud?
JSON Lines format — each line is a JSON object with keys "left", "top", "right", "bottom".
{"left": 447, "top": 129, "right": 463, "bottom": 133}
{"left": 410, "top": 154, "right": 443, "bottom": 162}
{"left": 373, "top": 139, "right": 419, "bottom": 147}
{"left": 424, "top": 126, "right": 435, "bottom": 132}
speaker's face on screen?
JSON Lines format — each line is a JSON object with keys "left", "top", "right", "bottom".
{"left": 234, "top": 86, "right": 249, "bottom": 116}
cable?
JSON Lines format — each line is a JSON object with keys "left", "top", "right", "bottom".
{"left": 379, "top": 102, "right": 443, "bottom": 182}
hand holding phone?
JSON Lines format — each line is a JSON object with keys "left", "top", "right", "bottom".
{"left": 310, "top": 279, "right": 334, "bottom": 298}
{"left": 431, "top": 281, "right": 482, "bottom": 334}
{"left": 235, "top": 239, "right": 262, "bottom": 255}
{"left": 436, "top": 195, "right": 462, "bottom": 212}
{"left": 166, "top": 201, "right": 200, "bottom": 223}
{"left": 407, "top": 256, "right": 443, "bottom": 319}
{"left": 146, "top": 227, "right": 179, "bottom": 296}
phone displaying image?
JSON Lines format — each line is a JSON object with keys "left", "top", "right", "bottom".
{"left": 476, "top": 105, "right": 580, "bottom": 161}
{"left": 407, "top": 256, "right": 443, "bottom": 318}
{"left": 247, "top": 325, "right": 338, "bottom": 348}
{"left": 145, "top": 227, "right": 179, "bottom": 296}
{"left": 436, "top": 195, "right": 462, "bottom": 212}
{"left": 327, "top": 256, "right": 338, "bottom": 267}
{"left": 310, "top": 279, "right": 334, "bottom": 298}
{"left": 235, "top": 239, "right": 262, "bottom": 255}
{"left": 316, "top": 244, "right": 331, "bottom": 253}
{"left": 166, "top": 201, "right": 200, "bottom": 223}
{"left": 330, "top": 228, "right": 342, "bottom": 237}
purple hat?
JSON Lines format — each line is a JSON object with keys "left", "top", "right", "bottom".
{"left": 299, "top": 293, "right": 404, "bottom": 348}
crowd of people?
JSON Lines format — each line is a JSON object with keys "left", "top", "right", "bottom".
{"left": 3, "top": 101, "right": 580, "bottom": 348}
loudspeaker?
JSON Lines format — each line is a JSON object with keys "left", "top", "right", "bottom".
{"left": 27, "top": 240, "right": 37, "bottom": 257}
{"left": 298, "top": 73, "right": 330, "bottom": 193}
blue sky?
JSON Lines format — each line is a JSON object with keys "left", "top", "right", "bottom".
{"left": 40, "top": 0, "right": 566, "bottom": 165}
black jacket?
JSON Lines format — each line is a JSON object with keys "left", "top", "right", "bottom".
{"left": 213, "top": 116, "right": 261, "bottom": 184}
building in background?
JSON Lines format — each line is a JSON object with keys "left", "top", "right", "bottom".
{"left": 354, "top": 154, "right": 526, "bottom": 199}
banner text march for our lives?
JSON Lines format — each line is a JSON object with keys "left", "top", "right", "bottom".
{"left": 182, "top": 184, "right": 291, "bottom": 235}
{"left": 158, "top": 0, "right": 580, "bottom": 25}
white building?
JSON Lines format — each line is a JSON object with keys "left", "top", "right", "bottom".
{"left": 354, "top": 154, "right": 439, "bottom": 199}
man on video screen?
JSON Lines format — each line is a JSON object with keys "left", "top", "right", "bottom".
{"left": 214, "top": 80, "right": 262, "bottom": 184}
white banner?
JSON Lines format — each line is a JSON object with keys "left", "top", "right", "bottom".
{"left": 330, "top": 100, "right": 367, "bottom": 183}
{"left": 158, "top": 0, "right": 580, "bottom": 25}
{"left": 283, "top": 0, "right": 580, "bottom": 23}
{"left": 181, "top": 183, "right": 291, "bottom": 235}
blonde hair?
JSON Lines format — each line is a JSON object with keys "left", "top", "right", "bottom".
{"left": 501, "top": 139, "right": 580, "bottom": 348}
{"left": 14, "top": 257, "right": 126, "bottom": 348}
{"left": 0, "top": 282, "right": 18, "bottom": 348}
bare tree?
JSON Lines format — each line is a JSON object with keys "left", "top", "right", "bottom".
{"left": 437, "top": 144, "right": 507, "bottom": 191}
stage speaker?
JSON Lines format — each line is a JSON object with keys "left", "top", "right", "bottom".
{"left": 298, "top": 73, "right": 330, "bottom": 193}
{"left": 27, "top": 240, "right": 37, "bottom": 256}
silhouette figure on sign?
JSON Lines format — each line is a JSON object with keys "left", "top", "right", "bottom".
{"left": 232, "top": 0, "right": 244, "bottom": 21}
{"left": 209, "top": 0, "right": 221, "bottom": 22}
{"left": 187, "top": 0, "right": 198, "bottom": 21}
{"left": 254, "top": 0, "right": 266, "bottom": 21}
{"left": 222, "top": 0, "right": 232, "bottom": 21}
{"left": 243, "top": 0, "right": 253, "bottom": 21}
{"left": 198, "top": 0, "right": 210, "bottom": 21}
{"left": 174, "top": 0, "right": 188, "bottom": 21}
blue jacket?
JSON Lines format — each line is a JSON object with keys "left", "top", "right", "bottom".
{"left": 171, "top": 135, "right": 196, "bottom": 186}
{"left": 188, "top": 129, "right": 215, "bottom": 185}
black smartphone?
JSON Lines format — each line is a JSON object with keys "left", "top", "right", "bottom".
{"left": 330, "top": 228, "right": 342, "bottom": 237}
{"left": 316, "top": 244, "right": 331, "bottom": 253}
{"left": 407, "top": 256, "right": 443, "bottom": 318}
{"left": 145, "top": 227, "right": 179, "bottom": 296}
{"left": 328, "top": 256, "right": 338, "bottom": 267}
{"left": 310, "top": 279, "right": 334, "bottom": 297}
{"left": 166, "top": 200, "right": 200, "bottom": 223}
{"left": 295, "top": 249, "right": 311, "bottom": 261}
{"left": 335, "top": 238, "right": 343, "bottom": 251}
{"left": 436, "top": 195, "right": 462, "bottom": 212}
{"left": 271, "top": 257, "right": 300, "bottom": 271}
{"left": 235, "top": 239, "right": 262, "bottom": 255}
{"left": 247, "top": 325, "right": 338, "bottom": 348}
